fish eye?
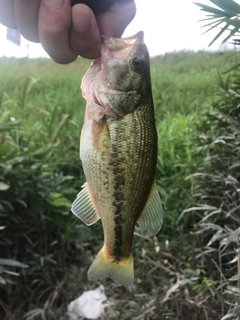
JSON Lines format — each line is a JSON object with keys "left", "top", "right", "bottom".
{"left": 132, "top": 57, "right": 144, "bottom": 71}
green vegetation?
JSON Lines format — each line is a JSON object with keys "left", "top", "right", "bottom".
{"left": 1, "top": 49, "right": 240, "bottom": 319}
{"left": 195, "top": 0, "right": 240, "bottom": 47}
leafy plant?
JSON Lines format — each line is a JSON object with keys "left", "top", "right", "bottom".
{"left": 181, "top": 67, "right": 240, "bottom": 319}
{"left": 0, "top": 259, "right": 28, "bottom": 286}
{"left": 195, "top": 0, "right": 240, "bottom": 46}
{"left": 0, "top": 71, "right": 85, "bottom": 319}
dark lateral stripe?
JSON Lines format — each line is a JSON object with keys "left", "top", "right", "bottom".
{"left": 113, "top": 224, "right": 123, "bottom": 259}
{"left": 110, "top": 123, "right": 126, "bottom": 260}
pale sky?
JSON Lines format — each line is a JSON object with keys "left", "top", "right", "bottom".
{"left": 0, "top": 0, "right": 236, "bottom": 59}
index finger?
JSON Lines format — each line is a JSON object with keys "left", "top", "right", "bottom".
{"left": 38, "top": 0, "right": 77, "bottom": 64}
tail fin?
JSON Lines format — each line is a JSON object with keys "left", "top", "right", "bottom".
{"left": 88, "top": 247, "right": 134, "bottom": 286}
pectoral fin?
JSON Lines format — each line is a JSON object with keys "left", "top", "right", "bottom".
{"left": 137, "top": 182, "right": 163, "bottom": 238}
{"left": 71, "top": 182, "right": 100, "bottom": 226}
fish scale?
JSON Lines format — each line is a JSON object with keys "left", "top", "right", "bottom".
{"left": 71, "top": 31, "right": 163, "bottom": 285}
{"left": 104, "top": 111, "right": 157, "bottom": 259}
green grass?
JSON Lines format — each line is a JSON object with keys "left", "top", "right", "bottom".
{"left": 150, "top": 50, "right": 240, "bottom": 232}
{"left": 151, "top": 51, "right": 237, "bottom": 116}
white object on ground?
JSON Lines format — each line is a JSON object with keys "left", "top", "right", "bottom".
{"left": 67, "top": 285, "right": 107, "bottom": 320}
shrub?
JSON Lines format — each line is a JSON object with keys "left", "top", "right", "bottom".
{"left": 174, "top": 65, "right": 240, "bottom": 320}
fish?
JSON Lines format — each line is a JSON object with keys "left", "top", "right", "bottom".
{"left": 71, "top": 31, "right": 163, "bottom": 286}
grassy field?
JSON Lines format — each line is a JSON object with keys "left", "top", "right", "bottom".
{"left": 0, "top": 50, "right": 240, "bottom": 320}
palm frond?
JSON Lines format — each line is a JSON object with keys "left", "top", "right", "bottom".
{"left": 195, "top": 0, "right": 240, "bottom": 46}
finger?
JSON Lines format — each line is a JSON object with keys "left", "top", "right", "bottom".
{"left": 0, "top": 0, "right": 17, "bottom": 28}
{"left": 97, "top": 0, "right": 136, "bottom": 38}
{"left": 72, "top": 0, "right": 116, "bottom": 15}
{"left": 14, "top": 0, "right": 41, "bottom": 42}
{"left": 70, "top": 4, "right": 101, "bottom": 59}
{"left": 38, "top": 0, "right": 77, "bottom": 64}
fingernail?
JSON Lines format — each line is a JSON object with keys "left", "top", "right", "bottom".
{"left": 44, "top": 0, "right": 65, "bottom": 10}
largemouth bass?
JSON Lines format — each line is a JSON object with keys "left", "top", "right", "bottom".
{"left": 72, "top": 31, "right": 163, "bottom": 286}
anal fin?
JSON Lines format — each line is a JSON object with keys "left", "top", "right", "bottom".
{"left": 71, "top": 182, "right": 100, "bottom": 226}
{"left": 137, "top": 182, "right": 163, "bottom": 238}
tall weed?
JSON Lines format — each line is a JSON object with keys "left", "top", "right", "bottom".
{"left": 172, "top": 65, "right": 240, "bottom": 320}
{"left": 0, "top": 67, "right": 85, "bottom": 318}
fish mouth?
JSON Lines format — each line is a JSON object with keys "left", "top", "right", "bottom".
{"left": 101, "top": 31, "right": 144, "bottom": 60}
{"left": 101, "top": 31, "right": 144, "bottom": 47}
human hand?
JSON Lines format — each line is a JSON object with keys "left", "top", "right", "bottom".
{"left": 0, "top": 0, "right": 136, "bottom": 63}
